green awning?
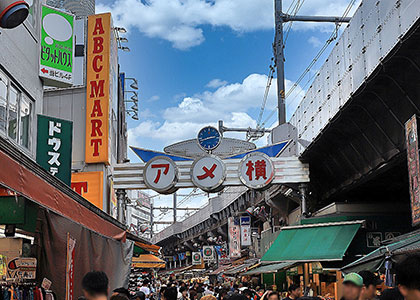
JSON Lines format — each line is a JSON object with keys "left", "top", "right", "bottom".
{"left": 261, "top": 221, "right": 363, "bottom": 262}
{"left": 243, "top": 262, "right": 296, "bottom": 275}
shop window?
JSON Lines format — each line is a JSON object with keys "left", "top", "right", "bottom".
{"left": 0, "top": 70, "right": 34, "bottom": 150}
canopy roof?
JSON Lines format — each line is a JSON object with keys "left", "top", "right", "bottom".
{"left": 132, "top": 254, "right": 165, "bottom": 269}
{"left": 262, "top": 221, "right": 363, "bottom": 262}
{"left": 134, "top": 242, "right": 161, "bottom": 255}
{"left": 243, "top": 262, "right": 296, "bottom": 275}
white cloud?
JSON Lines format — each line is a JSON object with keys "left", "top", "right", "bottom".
{"left": 128, "top": 73, "right": 305, "bottom": 153}
{"left": 97, "top": 0, "right": 361, "bottom": 50}
{"left": 146, "top": 95, "right": 160, "bottom": 102}
{"left": 308, "top": 36, "right": 322, "bottom": 48}
{"left": 206, "top": 79, "right": 228, "bottom": 89}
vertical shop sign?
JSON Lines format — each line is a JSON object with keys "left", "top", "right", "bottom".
{"left": 203, "top": 246, "right": 215, "bottom": 261}
{"left": 240, "top": 216, "right": 251, "bottom": 247}
{"left": 85, "top": 13, "right": 111, "bottom": 164}
{"left": 71, "top": 171, "right": 104, "bottom": 209}
{"left": 405, "top": 115, "right": 420, "bottom": 226}
{"left": 65, "top": 234, "right": 76, "bottom": 300}
{"left": 36, "top": 115, "right": 73, "bottom": 185}
{"left": 228, "top": 217, "right": 241, "bottom": 258}
{"left": 39, "top": 5, "right": 74, "bottom": 86}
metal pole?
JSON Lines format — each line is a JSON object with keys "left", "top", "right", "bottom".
{"left": 150, "top": 201, "right": 154, "bottom": 238}
{"left": 275, "top": 0, "right": 286, "bottom": 125}
{"left": 283, "top": 14, "right": 351, "bottom": 23}
{"left": 173, "top": 192, "right": 177, "bottom": 223}
{"left": 299, "top": 183, "right": 308, "bottom": 218}
{"left": 116, "top": 189, "right": 126, "bottom": 223}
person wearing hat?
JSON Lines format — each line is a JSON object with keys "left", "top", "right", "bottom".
{"left": 341, "top": 273, "right": 364, "bottom": 300}
{"left": 358, "top": 271, "right": 382, "bottom": 300}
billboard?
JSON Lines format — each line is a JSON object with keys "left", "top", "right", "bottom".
{"left": 202, "top": 246, "right": 215, "bottom": 261}
{"left": 228, "top": 217, "right": 241, "bottom": 258}
{"left": 71, "top": 171, "right": 104, "bottom": 209}
{"left": 39, "top": 5, "right": 74, "bottom": 87}
{"left": 240, "top": 216, "right": 251, "bottom": 247}
{"left": 85, "top": 13, "right": 111, "bottom": 164}
{"left": 405, "top": 115, "right": 420, "bottom": 226}
{"left": 36, "top": 114, "right": 73, "bottom": 185}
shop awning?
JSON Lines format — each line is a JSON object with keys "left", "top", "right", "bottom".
{"left": 132, "top": 254, "right": 166, "bottom": 268}
{"left": 224, "top": 258, "right": 259, "bottom": 275}
{"left": 134, "top": 242, "right": 161, "bottom": 255}
{"left": 341, "top": 232, "right": 420, "bottom": 274}
{"left": 262, "top": 221, "right": 363, "bottom": 262}
{"left": 243, "top": 262, "right": 296, "bottom": 275}
{"left": 208, "top": 264, "right": 233, "bottom": 275}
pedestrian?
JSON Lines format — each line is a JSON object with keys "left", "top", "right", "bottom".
{"left": 284, "top": 284, "right": 301, "bottom": 300}
{"left": 267, "top": 291, "right": 279, "bottom": 300}
{"left": 81, "top": 271, "right": 109, "bottom": 300}
{"left": 393, "top": 253, "right": 420, "bottom": 300}
{"left": 341, "top": 273, "right": 364, "bottom": 300}
{"left": 112, "top": 288, "right": 130, "bottom": 299}
{"left": 133, "top": 291, "right": 147, "bottom": 300}
{"left": 180, "top": 286, "right": 190, "bottom": 300}
{"left": 110, "top": 295, "right": 129, "bottom": 300}
{"left": 358, "top": 271, "right": 382, "bottom": 300}
{"left": 163, "top": 287, "right": 179, "bottom": 300}
{"left": 141, "top": 280, "right": 152, "bottom": 300}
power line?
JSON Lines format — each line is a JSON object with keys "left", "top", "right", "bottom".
{"left": 260, "top": 0, "right": 357, "bottom": 128}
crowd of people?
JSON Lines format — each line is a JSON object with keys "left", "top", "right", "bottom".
{"left": 78, "top": 254, "right": 420, "bottom": 300}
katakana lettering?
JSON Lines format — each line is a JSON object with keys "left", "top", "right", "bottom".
{"left": 49, "top": 167, "right": 59, "bottom": 176}
{"left": 49, "top": 121, "right": 61, "bottom": 136}
{"left": 48, "top": 137, "right": 61, "bottom": 151}
{"left": 197, "top": 164, "right": 217, "bottom": 180}
{"left": 151, "top": 164, "right": 170, "bottom": 184}
{"left": 47, "top": 151, "right": 61, "bottom": 166}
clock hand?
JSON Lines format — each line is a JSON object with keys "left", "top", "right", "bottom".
{"left": 199, "top": 136, "right": 218, "bottom": 142}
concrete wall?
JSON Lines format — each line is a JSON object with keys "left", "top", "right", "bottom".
{"left": 0, "top": 0, "right": 44, "bottom": 158}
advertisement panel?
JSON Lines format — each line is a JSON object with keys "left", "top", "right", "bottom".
{"left": 228, "top": 217, "right": 241, "bottom": 258}
{"left": 71, "top": 171, "right": 104, "bottom": 209}
{"left": 36, "top": 114, "right": 73, "bottom": 185}
{"left": 39, "top": 5, "right": 74, "bottom": 87}
{"left": 202, "top": 246, "right": 215, "bottom": 261}
{"left": 85, "top": 13, "right": 111, "bottom": 164}
{"left": 405, "top": 114, "right": 420, "bottom": 226}
{"left": 240, "top": 216, "right": 251, "bottom": 246}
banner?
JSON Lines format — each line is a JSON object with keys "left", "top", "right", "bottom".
{"left": 202, "top": 246, "right": 215, "bottom": 261}
{"left": 71, "top": 171, "right": 104, "bottom": 209}
{"left": 215, "top": 244, "right": 229, "bottom": 265}
{"left": 240, "top": 216, "right": 251, "bottom": 246}
{"left": 65, "top": 234, "right": 76, "bottom": 300}
{"left": 39, "top": 5, "right": 74, "bottom": 86}
{"left": 405, "top": 114, "right": 420, "bottom": 226}
{"left": 192, "top": 252, "right": 202, "bottom": 265}
{"left": 85, "top": 13, "right": 111, "bottom": 164}
{"left": 36, "top": 114, "right": 73, "bottom": 185}
{"left": 228, "top": 217, "right": 241, "bottom": 258}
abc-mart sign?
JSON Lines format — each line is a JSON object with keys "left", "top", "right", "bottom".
{"left": 114, "top": 152, "right": 309, "bottom": 194}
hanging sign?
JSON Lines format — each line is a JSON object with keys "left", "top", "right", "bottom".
{"left": 36, "top": 114, "right": 73, "bottom": 185}
{"left": 238, "top": 152, "right": 275, "bottom": 189}
{"left": 192, "top": 252, "right": 202, "bottom": 265}
{"left": 85, "top": 13, "right": 111, "bottom": 164}
{"left": 228, "top": 217, "right": 241, "bottom": 258}
{"left": 202, "top": 246, "right": 215, "bottom": 261}
{"left": 39, "top": 5, "right": 74, "bottom": 87}
{"left": 406, "top": 114, "right": 420, "bottom": 226}
{"left": 6, "top": 257, "right": 37, "bottom": 281}
{"left": 240, "top": 216, "right": 251, "bottom": 247}
{"left": 143, "top": 156, "right": 179, "bottom": 193}
{"left": 65, "top": 234, "right": 76, "bottom": 300}
{"left": 191, "top": 156, "right": 226, "bottom": 192}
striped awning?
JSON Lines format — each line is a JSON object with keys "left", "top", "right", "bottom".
{"left": 132, "top": 254, "right": 166, "bottom": 268}
{"left": 135, "top": 242, "right": 161, "bottom": 255}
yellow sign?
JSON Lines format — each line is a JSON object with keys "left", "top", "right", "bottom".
{"left": 85, "top": 13, "right": 111, "bottom": 164}
{"left": 71, "top": 171, "right": 104, "bottom": 209}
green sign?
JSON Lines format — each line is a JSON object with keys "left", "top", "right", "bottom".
{"left": 39, "top": 5, "right": 74, "bottom": 86}
{"left": 36, "top": 115, "right": 73, "bottom": 185}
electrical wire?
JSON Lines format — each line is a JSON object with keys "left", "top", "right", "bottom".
{"left": 260, "top": 0, "right": 357, "bottom": 128}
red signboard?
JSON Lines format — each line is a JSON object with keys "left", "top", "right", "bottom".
{"left": 405, "top": 115, "right": 420, "bottom": 226}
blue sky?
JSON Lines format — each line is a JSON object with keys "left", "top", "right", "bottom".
{"left": 97, "top": 0, "right": 360, "bottom": 230}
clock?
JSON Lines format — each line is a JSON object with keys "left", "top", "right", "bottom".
{"left": 197, "top": 126, "right": 221, "bottom": 151}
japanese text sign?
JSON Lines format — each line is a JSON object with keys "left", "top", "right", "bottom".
{"left": 191, "top": 156, "right": 226, "bottom": 192}
{"left": 239, "top": 152, "right": 274, "bottom": 189}
{"left": 36, "top": 114, "right": 73, "bottom": 185}
{"left": 405, "top": 114, "right": 420, "bottom": 226}
{"left": 240, "top": 216, "right": 251, "bottom": 246}
{"left": 71, "top": 171, "right": 104, "bottom": 209}
{"left": 203, "top": 246, "right": 215, "bottom": 261}
{"left": 228, "top": 217, "right": 241, "bottom": 258}
{"left": 86, "top": 13, "right": 111, "bottom": 164}
{"left": 39, "top": 5, "right": 74, "bottom": 87}
{"left": 65, "top": 234, "right": 76, "bottom": 300}
{"left": 192, "top": 252, "right": 202, "bottom": 265}
{"left": 144, "top": 156, "right": 178, "bottom": 193}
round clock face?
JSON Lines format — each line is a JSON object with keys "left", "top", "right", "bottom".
{"left": 197, "top": 126, "right": 221, "bottom": 151}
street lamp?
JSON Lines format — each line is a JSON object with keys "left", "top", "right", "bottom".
{"left": 0, "top": 0, "right": 29, "bottom": 29}
{"left": 118, "top": 37, "right": 128, "bottom": 43}
{"left": 114, "top": 26, "right": 127, "bottom": 33}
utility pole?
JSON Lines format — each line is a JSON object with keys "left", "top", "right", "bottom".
{"left": 150, "top": 201, "right": 154, "bottom": 238}
{"left": 274, "top": 0, "right": 351, "bottom": 125}
{"left": 173, "top": 192, "right": 177, "bottom": 224}
{"left": 274, "top": 0, "right": 286, "bottom": 125}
